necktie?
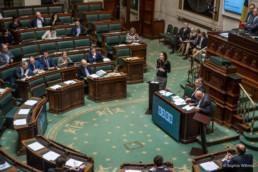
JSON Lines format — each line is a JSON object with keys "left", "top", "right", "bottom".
{"left": 45, "top": 59, "right": 49, "bottom": 69}
{"left": 85, "top": 68, "right": 90, "bottom": 76}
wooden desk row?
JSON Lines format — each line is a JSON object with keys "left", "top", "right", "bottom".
{"left": 119, "top": 162, "right": 175, "bottom": 172}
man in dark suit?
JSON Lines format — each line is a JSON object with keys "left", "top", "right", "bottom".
{"left": 185, "top": 78, "right": 205, "bottom": 105}
{"left": 245, "top": 8, "right": 258, "bottom": 35}
{"left": 28, "top": 56, "right": 44, "bottom": 75}
{"left": 30, "top": 11, "right": 46, "bottom": 28}
{"left": 0, "top": 44, "right": 14, "bottom": 67}
{"left": 38, "top": 51, "right": 55, "bottom": 71}
{"left": 148, "top": 155, "right": 172, "bottom": 172}
{"left": 222, "top": 143, "right": 253, "bottom": 172}
{"left": 77, "top": 59, "right": 93, "bottom": 94}
{"left": 170, "top": 22, "right": 191, "bottom": 54}
{"left": 11, "top": 61, "right": 30, "bottom": 90}
{"left": 71, "top": 20, "right": 85, "bottom": 36}
{"left": 244, "top": 4, "right": 255, "bottom": 29}
{"left": 48, "top": 156, "right": 84, "bottom": 172}
{"left": 86, "top": 47, "right": 103, "bottom": 63}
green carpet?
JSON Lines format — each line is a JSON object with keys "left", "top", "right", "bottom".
{"left": 1, "top": 39, "right": 257, "bottom": 172}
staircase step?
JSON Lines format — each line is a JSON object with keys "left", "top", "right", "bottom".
{"left": 243, "top": 131, "right": 258, "bottom": 141}
{"left": 250, "top": 121, "right": 258, "bottom": 132}
{"left": 239, "top": 135, "right": 258, "bottom": 151}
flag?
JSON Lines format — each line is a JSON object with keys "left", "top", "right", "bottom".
{"left": 239, "top": 0, "right": 249, "bottom": 29}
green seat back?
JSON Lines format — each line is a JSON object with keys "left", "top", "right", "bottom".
{"left": 21, "top": 32, "right": 36, "bottom": 42}
{"left": 49, "top": 6, "right": 63, "bottom": 13}
{"left": 39, "top": 42, "right": 57, "bottom": 53}
{"left": 3, "top": 9, "right": 18, "bottom": 18}
{"left": 211, "top": 101, "right": 217, "bottom": 117}
{"left": 89, "top": 4, "right": 101, "bottom": 11}
{"left": 22, "top": 45, "right": 39, "bottom": 57}
{"left": 184, "top": 84, "right": 194, "bottom": 98}
{"left": 95, "top": 65, "right": 113, "bottom": 73}
{"left": 96, "top": 25, "right": 109, "bottom": 33}
{"left": 74, "top": 39, "right": 91, "bottom": 49}
{"left": 0, "top": 93, "right": 14, "bottom": 116}
{"left": 52, "top": 57, "right": 59, "bottom": 66}
{"left": 4, "top": 21, "right": 11, "bottom": 29}
{"left": 29, "top": 78, "right": 46, "bottom": 97}
{"left": 66, "top": 28, "right": 72, "bottom": 36}
{"left": 59, "top": 16, "right": 72, "bottom": 24}
{"left": 9, "top": 47, "right": 22, "bottom": 59}
{"left": 57, "top": 40, "right": 74, "bottom": 51}
{"left": 106, "top": 36, "right": 120, "bottom": 51}
{"left": 29, "top": 77, "right": 45, "bottom": 88}
{"left": 45, "top": 73, "right": 63, "bottom": 86}
{"left": 0, "top": 67, "right": 16, "bottom": 87}
{"left": 20, "top": 19, "right": 31, "bottom": 28}
{"left": 56, "top": 28, "right": 67, "bottom": 37}
{"left": 34, "top": 7, "right": 48, "bottom": 14}
{"left": 109, "top": 24, "right": 121, "bottom": 32}
{"left": 120, "top": 35, "right": 126, "bottom": 44}
{"left": 45, "top": 17, "right": 51, "bottom": 25}
{"left": 78, "top": 5, "right": 90, "bottom": 12}
{"left": 69, "top": 54, "right": 85, "bottom": 63}
{"left": 86, "top": 14, "right": 98, "bottom": 29}
{"left": 36, "top": 30, "right": 46, "bottom": 39}
{"left": 18, "top": 8, "right": 33, "bottom": 16}
{"left": 70, "top": 0, "right": 83, "bottom": 2}
{"left": 99, "top": 14, "right": 111, "bottom": 21}
{"left": 117, "top": 48, "right": 131, "bottom": 56}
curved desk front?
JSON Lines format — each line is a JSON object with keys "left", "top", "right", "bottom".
{"left": 22, "top": 135, "right": 94, "bottom": 172}
{"left": 119, "top": 162, "right": 175, "bottom": 172}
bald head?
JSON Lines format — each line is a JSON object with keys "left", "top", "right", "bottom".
{"left": 236, "top": 143, "right": 246, "bottom": 155}
{"left": 195, "top": 90, "right": 204, "bottom": 100}
{"left": 81, "top": 59, "right": 87, "bottom": 68}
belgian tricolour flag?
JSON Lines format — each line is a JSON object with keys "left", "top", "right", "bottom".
{"left": 239, "top": 0, "right": 249, "bottom": 29}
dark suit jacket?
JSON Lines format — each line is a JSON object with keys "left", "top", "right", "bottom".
{"left": 11, "top": 66, "right": 30, "bottom": 89}
{"left": 86, "top": 52, "right": 103, "bottom": 63}
{"left": 198, "top": 93, "right": 212, "bottom": 117}
{"left": 222, "top": 154, "right": 253, "bottom": 172}
{"left": 190, "top": 86, "right": 206, "bottom": 104}
{"left": 38, "top": 57, "right": 55, "bottom": 70}
{"left": 48, "top": 168, "right": 83, "bottom": 172}
{"left": 77, "top": 65, "right": 93, "bottom": 80}
{"left": 28, "top": 61, "right": 43, "bottom": 75}
{"left": 178, "top": 27, "right": 191, "bottom": 41}
{"left": 148, "top": 167, "right": 172, "bottom": 172}
{"left": 71, "top": 25, "right": 85, "bottom": 36}
{"left": 246, "top": 16, "right": 258, "bottom": 35}
{"left": 30, "top": 18, "right": 47, "bottom": 28}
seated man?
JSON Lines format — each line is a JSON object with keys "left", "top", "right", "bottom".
{"left": 11, "top": 61, "right": 30, "bottom": 90}
{"left": 38, "top": 51, "right": 56, "bottom": 71}
{"left": 48, "top": 156, "right": 84, "bottom": 172}
{"left": 245, "top": 8, "right": 258, "bottom": 35}
{"left": 185, "top": 78, "right": 205, "bottom": 105}
{"left": 77, "top": 59, "right": 92, "bottom": 80}
{"left": 30, "top": 11, "right": 46, "bottom": 28}
{"left": 0, "top": 43, "right": 14, "bottom": 67}
{"left": 148, "top": 155, "right": 172, "bottom": 172}
{"left": 71, "top": 20, "right": 85, "bottom": 36}
{"left": 86, "top": 47, "right": 103, "bottom": 63}
{"left": 28, "top": 56, "right": 44, "bottom": 75}
{"left": 192, "top": 90, "right": 212, "bottom": 117}
{"left": 222, "top": 143, "right": 253, "bottom": 172}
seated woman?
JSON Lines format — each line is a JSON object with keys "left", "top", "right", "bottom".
{"left": 41, "top": 26, "right": 57, "bottom": 40}
{"left": 86, "top": 47, "right": 103, "bottom": 63}
{"left": 126, "top": 27, "right": 141, "bottom": 44}
{"left": 8, "top": 17, "right": 22, "bottom": 30}
{"left": 57, "top": 51, "right": 73, "bottom": 67}
{"left": 192, "top": 32, "right": 208, "bottom": 56}
{"left": 0, "top": 29, "right": 13, "bottom": 45}
{"left": 50, "top": 13, "right": 62, "bottom": 26}
{"left": 177, "top": 27, "right": 196, "bottom": 56}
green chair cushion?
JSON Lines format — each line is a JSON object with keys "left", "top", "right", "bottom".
{"left": 39, "top": 42, "right": 57, "bottom": 53}
{"left": 89, "top": 4, "right": 101, "bottom": 11}
{"left": 74, "top": 39, "right": 91, "bottom": 49}
{"left": 116, "top": 48, "right": 131, "bottom": 56}
{"left": 57, "top": 40, "right": 74, "bottom": 51}
{"left": 59, "top": 16, "right": 72, "bottom": 24}
{"left": 56, "top": 28, "right": 67, "bottom": 37}
{"left": 18, "top": 8, "right": 33, "bottom": 16}
{"left": 34, "top": 7, "right": 48, "bottom": 14}
{"left": 29, "top": 78, "right": 45, "bottom": 88}
{"left": 69, "top": 53, "right": 85, "bottom": 63}
{"left": 0, "top": 93, "right": 12, "bottom": 109}
{"left": 22, "top": 45, "right": 39, "bottom": 57}
{"left": 48, "top": 6, "right": 63, "bottom": 13}
{"left": 36, "top": 30, "right": 46, "bottom": 39}
{"left": 120, "top": 35, "right": 126, "bottom": 44}
{"left": 109, "top": 24, "right": 121, "bottom": 32}
{"left": 99, "top": 14, "right": 111, "bottom": 21}
{"left": 21, "top": 32, "right": 36, "bottom": 42}
{"left": 3, "top": 9, "right": 18, "bottom": 17}
{"left": 0, "top": 67, "right": 16, "bottom": 81}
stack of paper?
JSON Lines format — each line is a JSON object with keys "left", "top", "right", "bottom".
{"left": 172, "top": 96, "right": 186, "bottom": 105}
{"left": 42, "top": 151, "right": 60, "bottom": 161}
{"left": 13, "top": 119, "right": 27, "bottom": 126}
{"left": 0, "top": 162, "right": 11, "bottom": 170}
{"left": 65, "top": 158, "right": 84, "bottom": 167}
{"left": 50, "top": 85, "right": 62, "bottom": 89}
{"left": 64, "top": 80, "right": 76, "bottom": 85}
{"left": 0, "top": 88, "right": 5, "bottom": 94}
{"left": 89, "top": 74, "right": 100, "bottom": 78}
{"left": 182, "top": 105, "right": 194, "bottom": 111}
{"left": 159, "top": 90, "right": 173, "bottom": 97}
{"left": 28, "top": 142, "right": 45, "bottom": 151}
{"left": 24, "top": 100, "right": 38, "bottom": 106}
{"left": 103, "top": 58, "right": 111, "bottom": 62}
{"left": 200, "top": 161, "right": 219, "bottom": 171}
{"left": 18, "top": 109, "right": 30, "bottom": 115}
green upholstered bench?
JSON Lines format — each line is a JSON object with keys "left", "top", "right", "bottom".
{"left": 0, "top": 67, "right": 17, "bottom": 88}
{"left": 45, "top": 73, "right": 63, "bottom": 87}
{"left": 28, "top": 78, "right": 46, "bottom": 97}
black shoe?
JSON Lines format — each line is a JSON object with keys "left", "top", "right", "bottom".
{"left": 183, "top": 56, "right": 188, "bottom": 60}
{"left": 170, "top": 51, "right": 174, "bottom": 54}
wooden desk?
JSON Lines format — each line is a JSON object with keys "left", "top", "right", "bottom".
{"left": 0, "top": 148, "right": 41, "bottom": 172}
{"left": 47, "top": 79, "right": 85, "bottom": 114}
{"left": 101, "top": 31, "right": 127, "bottom": 47}
{"left": 192, "top": 149, "right": 237, "bottom": 172}
{"left": 152, "top": 92, "right": 199, "bottom": 143}
{"left": 88, "top": 72, "right": 127, "bottom": 102}
{"left": 119, "top": 162, "right": 175, "bottom": 172}
{"left": 22, "top": 135, "right": 94, "bottom": 172}
{"left": 13, "top": 97, "right": 47, "bottom": 155}
{"left": 112, "top": 43, "right": 147, "bottom": 72}
{"left": 122, "top": 57, "right": 144, "bottom": 84}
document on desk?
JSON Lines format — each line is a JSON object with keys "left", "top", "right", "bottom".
{"left": 159, "top": 90, "right": 173, "bottom": 97}
{"left": 0, "top": 88, "right": 5, "bottom": 93}
{"left": 13, "top": 119, "right": 27, "bottom": 126}
{"left": 64, "top": 80, "right": 76, "bottom": 85}
{"left": 89, "top": 74, "right": 100, "bottom": 78}
{"left": 200, "top": 161, "right": 219, "bottom": 171}
{"left": 43, "top": 151, "right": 60, "bottom": 161}
{"left": 28, "top": 141, "right": 45, "bottom": 151}
{"left": 0, "top": 162, "right": 11, "bottom": 170}
{"left": 124, "top": 170, "right": 142, "bottom": 172}
{"left": 18, "top": 109, "right": 31, "bottom": 115}
{"left": 50, "top": 84, "right": 62, "bottom": 89}
{"left": 172, "top": 96, "right": 186, "bottom": 105}
{"left": 24, "top": 100, "right": 38, "bottom": 106}
{"left": 182, "top": 105, "right": 194, "bottom": 111}
{"left": 66, "top": 158, "right": 84, "bottom": 167}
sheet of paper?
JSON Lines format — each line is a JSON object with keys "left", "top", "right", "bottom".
{"left": 0, "top": 162, "right": 11, "bottom": 170}
{"left": 0, "top": 88, "right": 5, "bottom": 93}
{"left": 103, "top": 58, "right": 111, "bottom": 62}
{"left": 200, "top": 161, "right": 219, "bottom": 171}
{"left": 28, "top": 141, "right": 45, "bottom": 151}
{"left": 24, "top": 100, "right": 38, "bottom": 106}
{"left": 182, "top": 105, "right": 194, "bottom": 111}
{"left": 89, "top": 74, "right": 100, "bottom": 78}
{"left": 124, "top": 170, "right": 142, "bottom": 172}
{"left": 172, "top": 96, "right": 185, "bottom": 105}
{"left": 50, "top": 84, "right": 62, "bottom": 89}
{"left": 64, "top": 80, "right": 76, "bottom": 85}
{"left": 18, "top": 109, "right": 30, "bottom": 115}
{"left": 42, "top": 151, "right": 60, "bottom": 161}
{"left": 65, "top": 158, "right": 84, "bottom": 167}
{"left": 13, "top": 119, "right": 27, "bottom": 126}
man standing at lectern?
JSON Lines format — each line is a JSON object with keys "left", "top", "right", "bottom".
{"left": 192, "top": 90, "right": 212, "bottom": 154}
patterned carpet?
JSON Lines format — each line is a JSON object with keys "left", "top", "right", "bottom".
{"left": 0, "top": 39, "right": 257, "bottom": 172}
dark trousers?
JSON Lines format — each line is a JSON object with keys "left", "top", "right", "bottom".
{"left": 200, "top": 123, "right": 208, "bottom": 154}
